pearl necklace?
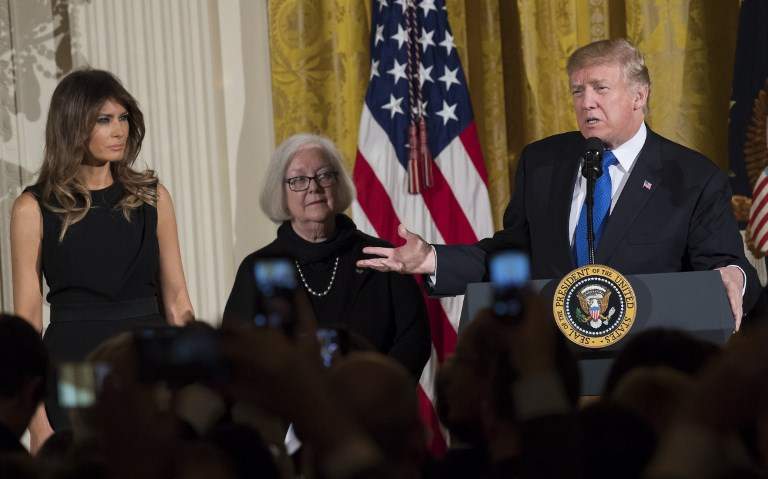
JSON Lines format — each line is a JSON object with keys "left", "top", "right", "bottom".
{"left": 295, "top": 257, "right": 340, "bottom": 297}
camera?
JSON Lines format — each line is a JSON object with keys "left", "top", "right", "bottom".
{"left": 489, "top": 250, "right": 530, "bottom": 320}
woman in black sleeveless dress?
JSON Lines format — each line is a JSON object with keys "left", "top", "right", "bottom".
{"left": 10, "top": 69, "right": 194, "bottom": 450}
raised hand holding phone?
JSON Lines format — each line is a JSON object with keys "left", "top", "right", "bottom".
{"left": 489, "top": 250, "right": 531, "bottom": 320}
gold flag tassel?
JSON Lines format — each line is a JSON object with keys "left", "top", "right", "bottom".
{"left": 405, "top": 0, "right": 432, "bottom": 193}
{"left": 418, "top": 116, "right": 433, "bottom": 188}
{"left": 408, "top": 122, "right": 421, "bottom": 193}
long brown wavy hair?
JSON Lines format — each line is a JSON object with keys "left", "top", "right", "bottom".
{"left": 36, "top": 68, "right": 157, "bottom": 241}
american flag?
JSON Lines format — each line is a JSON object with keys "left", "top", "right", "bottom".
{"left": 352, "top": 0, "right": 493, "bottom": 454}
{"left": 748, "top": 167, "right": 768, "bottom": 254}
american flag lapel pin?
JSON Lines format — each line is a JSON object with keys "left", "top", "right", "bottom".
{"left": 643, "top": 180, "right": 652, "bottom": 191}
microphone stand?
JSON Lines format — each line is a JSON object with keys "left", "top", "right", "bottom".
{"left": 582, "top": 149, "right": 603, "bottom": 265}
{"left": 586, "top": 174, "right": 596, "bottom": 265}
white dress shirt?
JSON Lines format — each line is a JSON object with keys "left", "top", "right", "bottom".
{"left": 568, "top": 123, "right": 647, "bottom": 246}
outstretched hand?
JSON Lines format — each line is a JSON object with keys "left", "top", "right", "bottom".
{"left": 356, "top": 224, "right": 436, "bottom": 274}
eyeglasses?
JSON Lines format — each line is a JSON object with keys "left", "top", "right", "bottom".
{"left": 285, "top": 171, "right": 339, "bottom": 192}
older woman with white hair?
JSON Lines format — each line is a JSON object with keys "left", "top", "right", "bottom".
{"left": 223, "top": 133, "right": 430, "bottom": 378}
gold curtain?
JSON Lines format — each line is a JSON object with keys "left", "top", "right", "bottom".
{"left": 268, "top": 0, "right": 740, "bottom": 229}
{"left": 268, "top": 0, "right": 371, "bottom": 180}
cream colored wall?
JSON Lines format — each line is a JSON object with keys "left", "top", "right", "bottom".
{"left": 0, "top": 0, "right": 60, "bottom": 322}
{"left": 218, "top": 0, "right": 278, "bottom": 266}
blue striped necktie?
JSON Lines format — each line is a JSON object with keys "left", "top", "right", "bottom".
{"left": 574, "top": 150, "right": 618, "bottom": 267}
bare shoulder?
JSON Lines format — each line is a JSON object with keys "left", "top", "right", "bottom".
{"left": 156, "top": 184, "right": 177, "bottom": 212}
{"left": 11, "top": 192, "right": 42, "bottom": 243}
{"left": 157, "top": 183, "right": 172, "bottom": 202}
{"left": 12, "top": 192, "right": 42, "bottom": 221}
{"left": 155, "top": 184, "right": 177, "bottom": 226}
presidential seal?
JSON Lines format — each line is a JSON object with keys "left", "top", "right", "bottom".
{"left": 552, "top": 265, "right": 636, "bottom": 348}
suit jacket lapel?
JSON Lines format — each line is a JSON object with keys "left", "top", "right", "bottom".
{"left": 597, "top": 130, "right": 663, "bottom": 264}
{"left": 550, "top": 139, "right": 582, "bottom": 272}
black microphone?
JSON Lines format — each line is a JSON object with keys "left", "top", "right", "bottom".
{"left": 580, "top": 137, "right": 606, "bottom": 266}
{"left": 582, "top": 137, "right": 605, "bottom": 181}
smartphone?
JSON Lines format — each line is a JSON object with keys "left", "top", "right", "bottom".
{"left": 253, "top": 258, "right": 298, "bottom": 337}
{"left": 134, "top": 324, "right": 227, "bottom": 386}
{"left": 489, "top": 250, "right": 530, "bottom": 319}
{"left": 317, "top": 328, "right": 347, "bottom": 368}
{"left": 57, "top": 361, "right": 112, "bottom": 408}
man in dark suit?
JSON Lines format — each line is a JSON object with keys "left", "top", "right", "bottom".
{"left": 357, "top": 38, "right": 758, "bottom": 331}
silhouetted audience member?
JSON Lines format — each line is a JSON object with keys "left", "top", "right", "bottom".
{"left": 647, "top": 326, "right": 768, "bottom": 479}
{"left": 603, "top": 328, "right": 720, "bottom": 395}
{"left": 0, "top": 314, "right": 49, "bottom": 455}
{"left": 206, "top": 423, "right": 280, "bottom": 479}
{"left": 576, "top": 401, "right": 657, "bottom": 479}
{"left": 328, "top": 352, "right": 426, "bottom": 479}
{"left": 432, "top": 295, "right": 581, "bottom": 479}
{"left": 220, "top": 320, "right": 386, "bottom": 479}
{"left": 432, "top": 352, "right": 492, "bottom": 479}
{"left": 757, "top": 394, "right": 768, "bottom": 471}
{"left": 69, "top": 332, "right": 178, "bottom": 445}
{"left": 65, "top": 331, "right": 183, "bottom": 479}
{"left": 610, "top": 367, "right": 693, "bottom": 435}
{"left": 35, "top": 430, "right": 75, "bottom": 476}
{"left": 36, "top": 430, "right": 74, "bottom": 461}
{"left": 9, "top": 285, "right": 768, "bottom": 479}
{"left": 173, "top": 441, "right": 237, "bottom": 479}
{"left": 46, "top": 458, "right": 106, "bottom": 479}
{"left": 0, "top": 454, "right": 40, "bottom": 479}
